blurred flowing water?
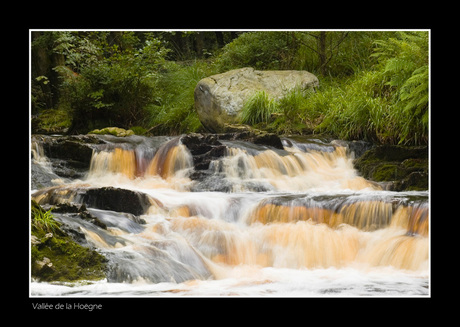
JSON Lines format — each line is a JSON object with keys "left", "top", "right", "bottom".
{"left": 30, "top": 134, "right": 429, "bottom": 297}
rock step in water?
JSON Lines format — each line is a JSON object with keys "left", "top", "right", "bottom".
{"left": 32, "top": 132, "right": 428, "bottom": 193}
{"left": 33, "top": 185, "right": 157, "bottom": 217}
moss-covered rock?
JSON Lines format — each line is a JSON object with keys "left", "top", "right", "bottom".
{"left": 31, "top": 231, "right": 107, "bottom": 282}
{"left": 354, "top": 145, "right": 428, "bottom": 191}
{"left": 88, "top": 127, "right": 134, "bottom": 137}
{"left": 372, "top": 164, "right": 405, "bottom": 181}
{"left": 31, "top": 201, "right": 107, "bottom": 282}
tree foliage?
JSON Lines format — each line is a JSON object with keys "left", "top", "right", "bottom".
{"left": 49, "top": 32, "right": 171, "bottom": 133}
{"left": 31, "top": 30, "right": 429, "bottom": 145}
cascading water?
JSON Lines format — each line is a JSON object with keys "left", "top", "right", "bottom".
{"left": 30, "top": 134, "right": 429, "bottom": 296}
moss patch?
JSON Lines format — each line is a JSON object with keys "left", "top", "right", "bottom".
{"left": 354, "top": 145, "right": 428, "bottom": 191}
{"left": 31, "top": 109, "right": 71, "bottom": 134}
{"left": 88, "top": 127, "right": 134, "bottom": 137}
{"left": 372, "top": 163, "right": 405, "bottom": 181}
{"left": 31, "top": 202, "right": 107, "bottom": 282}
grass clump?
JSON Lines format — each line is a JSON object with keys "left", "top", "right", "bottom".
{"left": 241, "top": 91, "right": 278, "bottom": 125}
{"left": 32, "top": 201, "right": 61, "bottom": 233}
{"left": 240, "top": 86, "right": 322, "bottom": 135}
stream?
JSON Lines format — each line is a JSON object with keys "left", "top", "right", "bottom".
{"left": 30, "top": 134, "right": 429, "bottom": 297}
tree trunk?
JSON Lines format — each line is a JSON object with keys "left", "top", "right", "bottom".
{"left": 318, "top": 31, "right": 327, "bottom": 75}
{"left": 215, "top": 32, "right": 224, "bottom": 48}
{"left": 195, "top": 32, "right": 204, "bottom": 58}
{"left": 31, "top": 32, "right": 65, "bottom": 111}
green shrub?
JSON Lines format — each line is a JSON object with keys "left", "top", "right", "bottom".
{"left": 32, "top": 31, "right": 428, "bottom": 145}
{"left": 308, "top": 71, "right": 394, "bottom": 143}
{"left": 54, "top": 33, "right": 170, "bottom": 133}
{"left": 129, "top": 126, "right": 147, "bottom": 135}
{"left": 215, "top": 32, "right": 298, "bottom": 71}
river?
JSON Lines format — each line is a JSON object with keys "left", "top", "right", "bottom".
{"left": 30, "top": 134, "right": 429, "bottom": 297}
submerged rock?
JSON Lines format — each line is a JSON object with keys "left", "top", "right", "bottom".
{"left": 194, "top": 67, "right": 319, "bottom": 132}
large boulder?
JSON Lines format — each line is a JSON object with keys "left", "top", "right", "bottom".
{"left": 194, "top": 67, "right": 319, "bottom": 132}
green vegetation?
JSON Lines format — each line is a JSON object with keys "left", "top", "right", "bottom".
{"left": 241, "top": 91, "right": 277, "bottom": 125}
{"left": 31, "top": 201, "right": 107, "bottom": 282}
{"left": 31, "top": 30, "right": 429, "bottom": 145}
{"left": 234, "top": 31, "right": 428, "bottom": 144}
{"left": 88, "top": 126, "right": 134, "bottom": 137}
{"left": 147, "top": 60, "right": 214, "bottom": 135}
{"left": 32, "top": 203, "right": 60, "bottom": 233}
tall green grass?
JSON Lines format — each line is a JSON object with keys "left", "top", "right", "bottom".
{"left": 312, "top": 71, "right": 392, "bottom": 142}
{"left": 241, "top": 91, "right": 278, "bottom": 125}
{"left": 241, "top": 86, "right": 320, "bottom": 135}
{"left": 239, "top": 70, "right": 418, "bottom": 144}
{"left": 147, "top": 60, "right": 216, "bottom": 135}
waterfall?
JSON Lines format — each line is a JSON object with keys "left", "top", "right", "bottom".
{"left": 30, "top": 134, "right": 429, "bottom": 296}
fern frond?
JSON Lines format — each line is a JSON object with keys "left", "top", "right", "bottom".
{"left": 384, "top": 58, "right": 417, "bottom": 74}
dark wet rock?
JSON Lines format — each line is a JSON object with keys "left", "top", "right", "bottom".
{"left": 81, "top": 187, "right": 152, "bottom": 216}
{"left": 180, "top": 133, "right": 222, "bottom": 155}
{"left": 331, "top": 139, "right": 374, "bottom": 158}
{"left": 180, "top": 133, "right": 228, "bottom": 173}
{"left": 179, "top": 130, "right": 282, "bottom": 181}
{"left": 35, "top": 134, "right": 105, "bottom": 179}
{"left": 40, "top": 135, "right": 104, "bottom": 166}
{"left": 33, "top": 185, "right": 157, "bottom": 217}
{"left": 219, "top": 124, "right": 284, "bottom": 149}
{"left": 354, "top": 145, "right": 428, "bottom": 191}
